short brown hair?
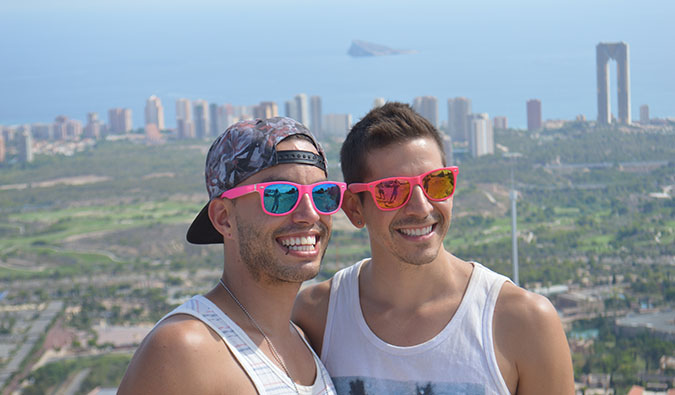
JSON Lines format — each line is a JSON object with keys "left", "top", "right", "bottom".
{"left": 340, "top": 102, "right": 446, "bottom": 185}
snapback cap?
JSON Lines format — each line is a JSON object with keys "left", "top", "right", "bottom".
{"left": 187, "top": 117, "right": 327, "bottom": 244}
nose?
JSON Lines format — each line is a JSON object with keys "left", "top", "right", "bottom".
{"left": 291, "top": 192, "right": 321, "bottom": 223}
{"left": 402, "top": 185, "right": 434, "bottom": 217}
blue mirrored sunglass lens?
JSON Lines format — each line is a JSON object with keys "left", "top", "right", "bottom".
{"left": 312, "top": 184, "right": 341, "bottom": 213}
{"left": 263, "top": 184, "right": 299, "bottom": 214}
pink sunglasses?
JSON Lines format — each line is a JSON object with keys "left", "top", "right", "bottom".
{"left": 221, "top": 181, "right": 347, "bottom": 216}
{"left": 348, "top": 167, "right": 458, "bottom": 211}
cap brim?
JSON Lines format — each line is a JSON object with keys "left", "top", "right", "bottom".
{"left": 186, "top": 202, "right": 224, "bottom": 244}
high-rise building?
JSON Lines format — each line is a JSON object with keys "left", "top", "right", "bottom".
{"left": 493, "top": 116, "right": 508, "bottom": 130}
{"left": 209, "top": 103, "right": 219, "bottom": 136}
{"left": 193, "top": 100, "right": 210, "bottom": 139}
{"left": 217, "top": 104, "right": 236, "bottom": 131}
{"left": 108, "top": 108, "right": 132, "bottom": 134}
{"left": 53, "top": 116, "right": 68, "bottom": 140}
{"left": 176, "top": 98, "right": 191, "bottom": 121}
{"left": 31, "top": 123, "right": 52, "bottom": 140}
{"left": 176, "top": 99, "right": 194, "bottom": 139}
{"left": 0, "top": 135, "right": 5, "bottom": 163}
{"left": 65, "top": 119, "right": 83, "bottom": 140}
{"left": 1, "top": 126, "right": 13, "bottom": 145}
{"left": 527, "top": 99, "right": 542, "bottom": 131}
{"left": 597, "top": 42, "right": 631, "bottom": 125}
{"left": 373, "top": 98, "right": 386, "bottom": 109}
{"left": 310, "top": 96, "right": 322, "bottom": 136}
{"left": 285, "top": 100, "right": 298, "bottom": 122}
{"left": 52, "top": 116, "right": 82, "bottom": 140}
{"left": 413, "top": 96, "right": 439, "bottom": 128}
{"left": 640, "top": 105, "right": 649, "bottom": 124}
{"left": 323, "top": 114, "right": 352, "bottom": 137}
{"left": 84, "top": 113, "right": 101, "bottom": 139}
{"left": 447, "top": 97, "right": 472, "bottom": 142}
{"left": 17, "top": 128, "right": 34, "bottom": 163}
{"left": 254, "top": 101, "right": 279, "bottom": 120}
{"left": 144, "top": 95, "right": 165, "bottom": 130}
{"left": 294, "top": 93, "right": 309, "bottom": 126}
{"left": 468, "top": 113, "right": 494, "bottom": 158}
{"left": 441, "top": 133, "right": 453, "bottom": 166}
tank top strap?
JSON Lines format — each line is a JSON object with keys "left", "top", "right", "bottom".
{"left": 160, "top": 295, "right": 298, "bottom": 394}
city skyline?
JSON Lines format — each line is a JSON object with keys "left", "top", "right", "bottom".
{"left": 1, "top": 1, "right": 673, "bottom": 128}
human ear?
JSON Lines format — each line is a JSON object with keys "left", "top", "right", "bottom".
{"left": 341, "top": 191, "right": 366, "bottom": 229}
{"left": 208, "top": 199, "right": 235, "bottom": 240}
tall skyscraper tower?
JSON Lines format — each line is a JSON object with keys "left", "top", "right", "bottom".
{"left": 447, "top": 97, "right": 472, "bottom": 142}
{"left": 285, "top": 100, "right": 298, "bottom": 122}
{"left": 176, "top": 98, "right": 194, "bottom": 139}
{"left": 596, "top": 42, "right": 631, "bottom": 125}
{"left": 413, "top": 96, "right": 439, "bottom": 128}
{"left": 442, "top": 133, "right": 453, "bottom": 166}
{"left": 526, "top": 99, "right": 542, "bottom": 131}
{"left": 310, "top": 96, "right": 322, "bottom": 136}
{"left": 18, "top": 128, "right": 34, "bottom": 163}
{"left": 209, "top": 103, "right": 219, "bottom": 136}
{"left": 294, "top": 93, "right": 309, "bottom": 126}
{"left": 468, "top": 113, "right": 494, "bottom": 157}
{"left": 193, "top": 100, "right": 210, "bottom": 139}
{"left": 144, "top": 95, "right": 165, "bottom": 130}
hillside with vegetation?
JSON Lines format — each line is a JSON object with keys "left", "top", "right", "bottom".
{"left": 0, "top": 122, "right": 673, "bottom": 393}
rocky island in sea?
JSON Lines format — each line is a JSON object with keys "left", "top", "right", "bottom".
{"left": 347, "top": 40, "right": 417, "bottom": 57}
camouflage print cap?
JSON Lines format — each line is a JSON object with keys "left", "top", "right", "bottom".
{"left": 187, "top": 116, "right": 327, "bottom": 244}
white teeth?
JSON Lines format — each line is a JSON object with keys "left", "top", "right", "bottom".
{"left": 399, "top": 226, "right": 433, "bottom": 237}
{"left": 280, "top": 235, "right": 317, "bottom": 248}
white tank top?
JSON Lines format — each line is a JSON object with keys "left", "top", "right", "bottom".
{"left": 320, "top": 259, "right": 511, "bottom": 395}
{"left": 158, "top": 295, "right": 336, "bottom": 395}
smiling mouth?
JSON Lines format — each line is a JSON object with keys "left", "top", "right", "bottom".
{"left": 278, "top": 235, "right": 318, "bottom": 252}
{"left": 398, "top": 225, "right": 434, "bottom": 237}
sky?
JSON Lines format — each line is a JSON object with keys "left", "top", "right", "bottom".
{"left": 1, "top": 0, "right": 673, "bottom": 128}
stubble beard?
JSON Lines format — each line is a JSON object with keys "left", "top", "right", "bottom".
{"left": 235, "top": 217, "right": 330, "bottom": 285}
{"left": 389, "top": 213, "right": 448, "bottom": 267}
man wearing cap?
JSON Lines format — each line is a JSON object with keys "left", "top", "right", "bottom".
{"left": 119, "top": 117, "right": 340, "bottom": 394}
{"left": 293, "top": 103, "right": 574, "bottom": 394}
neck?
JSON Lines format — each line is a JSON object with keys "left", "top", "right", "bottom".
{"left": 206, "top": 264, "right": 302, "bottom": 335}
{"left": 363, "top": 249, "right": 468, "bottom": 308}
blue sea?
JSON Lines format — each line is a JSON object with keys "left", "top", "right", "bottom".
{"left": 1, "top": 0, "right": 674, "bottom": 129}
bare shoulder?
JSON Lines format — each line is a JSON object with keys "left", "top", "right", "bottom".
{"left": 292, "top": 279, "right": 332, "bottom": 355}
{"left": 119, "top": 314, "right": 253, "bottom": 394}
{"left": 494, "top": 282, "right": 575, "bottom": 394}
{"left": 495, "top": 282, "right": 560, "bottom": 327}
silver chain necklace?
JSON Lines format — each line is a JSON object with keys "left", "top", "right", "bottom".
{"left": 218, "top": 278, "right": 300, "bottom": 394}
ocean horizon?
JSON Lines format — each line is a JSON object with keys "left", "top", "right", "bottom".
{"left": 1, "top": 0, "right": 673, "bottom": 129}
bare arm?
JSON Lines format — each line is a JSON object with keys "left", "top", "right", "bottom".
{"left": 118, "top": 315, "right": 256, "bottom": 395}
{"left": 291, "top": 280, "right": 332, "bottom": 356}
{"left": 494, "top": 283, "right": 575, "bottom": 395}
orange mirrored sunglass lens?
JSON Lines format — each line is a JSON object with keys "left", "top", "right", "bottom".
{"left": 424, "top": 170, "right": 455, "bottom": 199}
{"left": 374, "top": 180, "right": 411, "bottom": 208}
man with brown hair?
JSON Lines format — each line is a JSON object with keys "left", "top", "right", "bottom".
{"left": 120, "top": 117, "right": 340, "bottom": 394}
{"left": 293, "top": 103, "right": 574, "bottom": 394}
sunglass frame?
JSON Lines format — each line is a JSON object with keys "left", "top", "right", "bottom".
{"left": 348, "top": 166, "right": 459, "bottom": 211}
{"left": 220, "top": 181, "right": 347, "bottom": 216}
